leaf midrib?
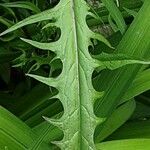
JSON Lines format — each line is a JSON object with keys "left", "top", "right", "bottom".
{"left": 71, "top": 0, "right": 83, "bottom": 148}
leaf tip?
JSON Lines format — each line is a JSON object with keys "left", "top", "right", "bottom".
{"left": 42, "top": 116, "right": 49, "bottom": 121}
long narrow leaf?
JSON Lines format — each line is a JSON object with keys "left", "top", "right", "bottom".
{"left": 96, "top": 139, "right": 150, "bottom": 150}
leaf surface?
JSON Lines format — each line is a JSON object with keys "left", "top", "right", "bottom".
{"left": 96, "top": 139, "right": 150, "bottom": 150}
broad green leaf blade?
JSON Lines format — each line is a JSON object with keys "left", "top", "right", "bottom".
{"left": 24, "top": 100, "right": 62, "bottom": 127}
{"left": 95, "top": 99, "right": 136, "bottom": 142}
{"left": 123, "top": 69, "right": 150, "bottom": 101}
{"left": 106, "top": 119, "right": 150, "bottom": 140}
{"left": 13, "top": 83, "right": 58, "bottom": 121}
{"left": 0, "top": 106, "right": 36, "bottom": 149}
{"left": 96, "top": 139, "right": 150, "bottom": 150}
{"left": 0, "top": 106, "right": 60, "bottom": 150}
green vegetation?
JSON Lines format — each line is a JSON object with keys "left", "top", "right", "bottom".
{"left": 0, "top": 0, "right": 150, "bottom": 149}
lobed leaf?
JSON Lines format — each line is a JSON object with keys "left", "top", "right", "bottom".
{"left": 0, "top": 0, "right": 150, "bottom": 149}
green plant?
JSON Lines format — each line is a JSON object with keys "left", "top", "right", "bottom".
{"left": 0, "top": 0, "right": 150, "bottom": 149}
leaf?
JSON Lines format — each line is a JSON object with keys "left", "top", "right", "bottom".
{"left": 123, "top": 7, "right": 137, "bottom": 18}
{"left": 0, "top": 0, "right": 110, "bottom": 148}
{"left": 0, "top": 0, "right": 150, "bottom": 149}
{"left": 32, "top": 121, "right": 62, "bottom": 149}
{"left": 0, "top": 106, "right": 36, "bottom": 150}
{"left": 0, "top": 17, "right": 17, "bottom": 41}
{"left": 94, "top": 0, "right": 150, "bottom": 119}
{"left": 94, "top": 52, "right": 150, "bottom": 70}
{"left": 94, "top": 0, "right": 150, "bottom": 141}
{"left": 11, "top": 83, "right": 57, "bottom": 117}
{"left": 96, "top": 139, "right": 150, "bottom": 150}
{"left": 95, "top": 99, "right": 136, "bottom": 142}
{"left": 0, "top": 4, "right": 16, "bottom": 18}
{"left": 24, "top": 100, "right": 62, "bottom": 127}
{"left": 0, "top": 1, "right": 40, "bottom": 14}
{"left": 108, "top": 15, "right": 118, "bottom": 32}
{"left": 101, "top": 0, "right": 127, "bottom": 34}
{"left": 0, "top": 6, "right": 58, "bottom": 37}
{"left": 123, "top": 69, "right": 150, "bottom": 101}
{"left": 106, "top": 119, "right": 150, "bottom": 140}
{"left": 0, "top": 106, "right": 59, "bottom": 150}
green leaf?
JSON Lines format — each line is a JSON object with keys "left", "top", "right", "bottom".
{"left": 0, "top": 0, "right": 150, "bottom": 149}
{"left": 0, "top": 106, "right": 60, "bottom": 150}
{"left": 0, "top": 1, "right": 40, "bottom": 14}
{"left": 94, "top": 52, "right": 150, "bottom": 70}
{"left": 96, "top": 139, "right": 150, "bottom": 150}
{"left": 0, "top": 0, "right": 110, "bottom": 148}
{"left": 101, "top": 0, "right": 127, "bottom": 34}
{"left": 32, "top": 121, "right": 62, "bottom": 149}
{"left": 0, "top": 106, "right": 36, "bottom": 150}
{"left": 94, "top": 0, "right": 150, "bottom": 119}
{"left": 0, "top": 6, "right": 58, "bottom": 37}
{"left": 123, "top": 69, "right": 150, "bottom": 101}
{"left": 123, "top": 7, "right": 137, "bottom": 18}
{"left": 95, "top": 99, "right": 136, "bottom": 142}
{"left": 106, "top": 119, "right": 150, "bottom": 140}
{"left": 0, "top": 17, "right": 17, "bottom": 41}
{"left": 94, "top": 0, "right": 150, "bottom": 142}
